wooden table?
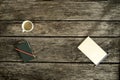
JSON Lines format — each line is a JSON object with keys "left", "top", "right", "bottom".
{"left": 0, "top": 0, "right": 120, "bottom": 80}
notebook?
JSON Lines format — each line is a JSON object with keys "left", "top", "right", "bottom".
{"left": 78, "top": 36, "right": 108, "bottom": 66}
{"left": 15, "top": 40, "right": 35, "bottom": 62}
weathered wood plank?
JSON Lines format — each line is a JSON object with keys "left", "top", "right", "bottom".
{"left": 0, "top": 37, "right": 119, "bottom": 62}
{"left": 0, "top": 21, "right": 120, "bottom": 36}
{"left": 0, "top": 63, "right": 119, "bottom": 80}
{"left": 0, "top": 0, "right": 120, "bottom": 20}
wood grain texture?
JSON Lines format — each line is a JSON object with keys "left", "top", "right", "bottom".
{"left": 0, "top": 37, "right": 119, "bottom": 62}
{"left": 0, "top": 0, "right": 119, "bottom": 80}
{"left": 0, "top": 21, "right": 120, "bottom": 36}
{"left": 0, "top": 0, "right": 120, "bottom": 20}
{"left": 0, "top": 63, "right": 119, "bottom": 80}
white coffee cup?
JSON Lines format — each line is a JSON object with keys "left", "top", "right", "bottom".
{"left": 22, "top": 20, "right": 34, "bottom": 32}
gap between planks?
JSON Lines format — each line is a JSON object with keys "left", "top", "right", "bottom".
{"left": 0, "top": 61, "right": 119, "bottom": 64}
{"left": 0, "top": 36, "right": 120, "bottom": 38}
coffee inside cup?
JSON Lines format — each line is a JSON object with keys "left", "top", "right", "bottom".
{"left": 24, "top": 22, "right": 32, "bottom": 30}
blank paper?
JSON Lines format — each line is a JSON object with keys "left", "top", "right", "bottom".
{"left": 78, "top": 36, "right": 108, "bottom": 66}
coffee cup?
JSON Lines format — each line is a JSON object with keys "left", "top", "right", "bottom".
{"left": 22, "top": 20, "right": 34, "bottom": 32}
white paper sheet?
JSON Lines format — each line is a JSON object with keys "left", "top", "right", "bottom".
{"left": 78, "top": 36, "right": 108, "bottom": 66}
